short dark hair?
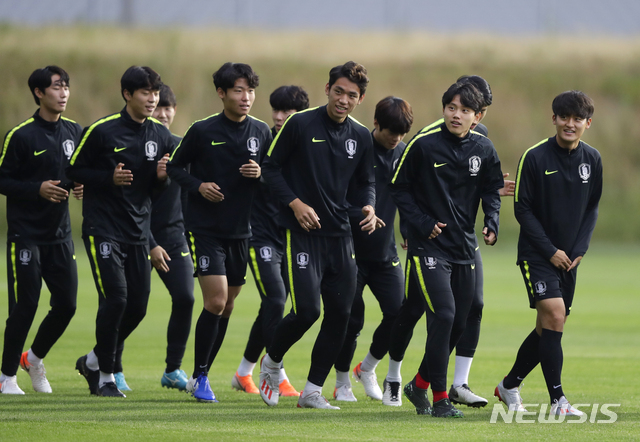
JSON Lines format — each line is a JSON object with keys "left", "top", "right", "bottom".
{"left": 457, "top": 75, "right": 492, "bottom": 107}
{"left": 375, "top": 96, "right": 413, "bottom": 134}
{"left": 269, "top": 85, "right": 309, "bottom": 112}
{"left": 28, "top": 66, "right": 70, "bottom": 105}
{"left": 158, "top": 84, "right": 177, "bottom": 108}
{"left": 328, "top": 61, "right": 369, "bottom": 96}
{"left": 212, "top": 62, "right": 259, "bottom": 92}
{"left": 121, "top": 66, "right": 163, "bottom": 101}
{"left": 552, "top": 90, "right": 594, "bottom": 120}
{"left": 442, "top": 81, "right": 485, "bottom": 114}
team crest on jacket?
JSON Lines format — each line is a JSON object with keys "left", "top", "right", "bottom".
{"left": 145, "top": 141, "right": 158, "bottom": 161}
{"left": 62, "top": 139, "right": 75, "bottom": 159}
{"left": 578, "top": 163, "right": 591, "bottom": 182}
{"left": 260, "top": 246, "right": 272, "bottom": 262}
{"left": 19, "top": 249, "right": 32, "bottom": 265}
{"left": 297, "top": 252, "right": 309, "bottom": 269}
{"left": 469, "top": 156, "right": 481, "bottom": 176}
{"left": 346, "top": 139, "right": 357, "bottom": 158}
{"left": 199, "top": 256, "right": 210, "bottom": 271}
{"left": 425, "top": 257, "right": 437, "bottom": 269}
{"left": 247, "top": 137, "right": 259, "bottom": 156}
{"left": 535, "top": 280, "right": 547, "bottom": 295}
{"left": 99, "top": 242, "right": 112, "bottom": 258}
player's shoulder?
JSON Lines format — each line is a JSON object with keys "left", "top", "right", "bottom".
{"left": 247, "top": 115, "right": 271, "bottom": 132}
{"left": 4, "top": 116, "right": 37, "bottom": 141}
{"left": 86, "top": 112, "right": 123, "bottom": 133}
{"left": 579, "top": 140, "right": 601, "bottom": 160}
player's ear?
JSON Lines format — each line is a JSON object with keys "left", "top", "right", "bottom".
{"left": 357, "top": 93, "right": 365, "bottom": 105}
{"left": 34, "top": 87, "right": 45, "bottom": 100}
{"left": 325, "top": 83, "right": 330, "bottom": 96}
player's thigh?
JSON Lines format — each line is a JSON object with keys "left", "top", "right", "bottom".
{"left": 41, "top": 241, "right": 78, "bottom": 308}
{"left": 321, "top": 237, "right": 357, "bottom": 314}
{"left": 367, "top": 257, "right": 404, "bottom": 315}
{"left": 249, "top": 243, "right": 286, "bottom": 301}
{"left": 6, "top": 241, "right": 43, "bottom": 310}
{"left": 283, "top": 230, "right": 323, "bottom": 318}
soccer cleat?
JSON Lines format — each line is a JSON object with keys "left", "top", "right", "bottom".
{"left": 431, "top": 397, "right": 464, "bottom": 418}
{"left": 550, "top": 396, "right": 585, "bottom": 416}
{"left": 333, "top": 384, "right": 357, "bottom": 402}
{"left": 0, "top": 375, "right": 25, "bottom": 394}
{"left": 403, "top": 376, "right": 432, "bottom": 415}
{"left": 494, "top": 379, "right": 527, "bottom": 412}
{"left": 20, "top": 351, "right": 52, "bottom": 393}
{"left": 258, "top": 356, "right": 280, "bottom": 406}
{"left": 192, "top": 373, "right": 218, "bottom": 403}
{"left": 114, "top": 372, "right": 131, "bottom": 391}
{"left": 231, "top": 371, "right": 259, "bottom": 394}
{"left": 76, "top": 355, "right": 99, "bottom": 395}
{"left": 352, "top": 362, "right": 383, "bottom": 400}
{"left": 98, "top": 381, "right": 126, "bottom": 397}
{"left": 186, "top": 375, "right": 196, "bottom": 393}
{"left": 449, "top": 383, "right": 488, "bottom": 408}
{"left": 297, "top": 391, "right": 340, "bottom": 409}
{"left": 382, "top": 379, "right": 402, "bottom": 406}
{"left": 279, "top": 379, "right": 300, "bottom": 397}
{"left": 162, "top": 369, "right": 188, "bottom": 391}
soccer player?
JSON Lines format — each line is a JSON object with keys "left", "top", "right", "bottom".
{"left": 258, "top": 61, "right": 378, "bottom": 410}
{"left": 390, "top": 81, "right": 504, "bottom": 417}
{"left": 67, "top": 66, "right": 174, "bottom": 398}
{"left": 166, "top": 62, "right": 272, "bottom": 403}
{"left": 495, "top": 91, "right": 602, "bottom": 416}
{"left": 0, "top": 66, "right": 82, "bottom": 394}
{"left": 232, "top": 85, "right": 309, "bottom": 397}
{"left": 332, "top": 96, "right": 413, "bottom": 406}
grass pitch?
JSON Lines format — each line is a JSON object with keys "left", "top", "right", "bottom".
{"left": 0, "top": 242, "right": 638, "bottom": 441}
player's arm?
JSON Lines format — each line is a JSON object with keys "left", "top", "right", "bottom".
{"left": 66, "top": 127, "right": 116, "bottom": 187}
{"left": 240, "top": 127, "right": 271, "bottom": 179}
{"left": 480, "top": 145, "right": 503, "bottom": 245}
{"left": 351, "top": 136, "right": 378, "bottom": 233}
{"left": 569, "top": 154, "right": 603, "bottom": 265}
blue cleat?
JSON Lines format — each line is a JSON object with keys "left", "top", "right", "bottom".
{"left": 114, "top": 372, "right": 132, "bottom": 391}
{"left": 193, "top": 373, "right": 218, "bottom": 403}
{"left": 161, "top": 369, "right": 189, "bottom": 391}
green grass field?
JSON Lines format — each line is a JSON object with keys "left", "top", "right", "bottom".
{"left": 0, "top": 241, "right": 638, "bottom": 440}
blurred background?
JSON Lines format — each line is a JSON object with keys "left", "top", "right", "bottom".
{"left": 1, "top": 0, "right": 639, "bottom": 243}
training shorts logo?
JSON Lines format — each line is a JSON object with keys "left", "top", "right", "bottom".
{"left": 260, "top": 246, "right": 272, "bottom": 262}
{"left": 469, "top": 156, "right": 481, "bottom": 176}
{"left": 19, "top": 249, "right": 32, "bottom": 265}
{"left": 297, "top": 252, "right": 309, "bottom": 269}
{"left": 247, "top": 137, "right": 260, "bottom": 156}
{"left": 578, "top": 163, "right": 591, "bottom": 182}
{"left": 425, "top": 257, "right": 437, "bottom": 269}
{"left": 99, "top": 242, "right": 112, "bottom": 258}
{"left": 345, "top": 139, "right": 357, "bottom": 158}
{"left": 535, "top": 280, "right": 547, "bottom": 295}
{"left": 199, "top": 256, "right": 210, "bottom": 271}
{"left": 145, "top": 141, "right": 158, "bottom": 161}
{"left": 62, "top": 139, "right": 75, "bottom": 159}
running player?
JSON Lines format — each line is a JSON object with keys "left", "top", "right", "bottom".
{"left": 495, "top": 90, "right": 602, "bottom": 417}
{"left": 68, "top": 66, "right": 174, "bottom": 398}
{"left": 167, "top": 62, "right": 271, "bottom": 403}
{"left": 232, "top": 85, "right": 309, "bottom": 397}
{"left": 0, "top": 66, "right": 82, "bottom": 394}
{"left": 258, "top": 61, "right": 379, "bottom": 410}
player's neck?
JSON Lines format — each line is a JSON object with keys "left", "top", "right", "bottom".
{"left": 38, "top": 107, "right": 61, "bottom": 123}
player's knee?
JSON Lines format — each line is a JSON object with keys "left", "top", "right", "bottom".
{"left": 294, "top": 304, "right": 321, "bottom": 326}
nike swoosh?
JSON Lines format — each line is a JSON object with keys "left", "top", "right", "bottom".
{"left": 34, "top": 150, "right": 47, "bottom": 156}
{"left": 351, "top": 253, "right": 355, "bottom": 259}
{"left": 545, "top": 170, "right": 558, "bottom": 175}
{"left": 211, "top": 141, "right": 226, "bottom": 146}
{"left": 553, "top": 384, "right": 561, "bottom": 389}
{"left": 114, "top": 147, "right": 127, "bottom": 152}
{"left": 434, "top": 162, "right": 447, "bottom": 168}
{"left": 312, "top": 137, "right": 325, "bottom": 143}
{"left": 181, "top": 252, "right": 190, "bottom": 257}
{"left": 392, "top": 261, "right": 400, "bottom": 267}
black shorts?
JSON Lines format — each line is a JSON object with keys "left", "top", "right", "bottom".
{"left": 519, "top": 260, "right": 576, "bottom": 316}
{"left": 189, "top": 233, "right": 249, "bottom": 286}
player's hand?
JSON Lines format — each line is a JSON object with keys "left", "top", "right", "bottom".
{"left": 199, "top": 182, "right": 224, "bottom": 202}
{"left": 550, "top": 249, "right": 572, "bottom": 271}
{"left": 401, "top": 238, "right": 408, "bottom": 250}
{"left": 39, "top": 180, "right": 69, "bottom": 202}
{"left": 429, "top": 221, "right": 447, "bottom": 239}
{"left": 239, "top": 159, "right": 261, "bottom": 178}
{"left": 567, "top": 255, "right": 582, "bottom": 271}
{"left": 150, "top": 245, "right": 171, "bottom": 273}
{"left": 482, "top": 227, "right": 497, "bottom": 245}
{"left": 157, "top": 153, "right": 170, "bottom": 181}
{"left": 499, "top": 173, "right": 515, "bottom": 197}
{"left": 360, "top": 205, "right": 383, "bottom": 234}
{"left": 290, "top": 198, "right": 321, "bottom": 231}
{"left": 72, "top": 182, "right": 84, "bottom": 200}
{"left": 113, "top": 163, "right": 133, "bottom": 186}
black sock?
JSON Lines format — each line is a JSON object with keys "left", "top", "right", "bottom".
{"left": 207, "top": 317, "right": 229, "bottom": 369}
{"left": 503, "top": 329, "right": 540, "bottom": 389}
{"left": 539, "top": 328, "right": 564, "bottom": 402}
{"left": 192, "top": 309, "right": 220, "bottom": 379}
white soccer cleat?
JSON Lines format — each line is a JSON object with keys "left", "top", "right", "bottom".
{"left": 550, "top": 396, "right": 584, "bottom": 416}
{"left": 494, "top": 379, "right": 527, "bottom": 412}
{"left": 0, "top": 375, "right": 25, "bottom": 395}
{"left": 449, "top": 383, "right": 488, "bottom": 408}
{"left": 258, "top": 356, "right": 280, "bottom": 406}
{"left": 333, "top": 384, "right": 357, "bottom": 402}
{"left": 297, "top": 391, "right": 340, "bottom": 409}
{"left": 20, "top": 352, "right": 52, "bottom": 393}
{"left": 185, "top": 376, "right": 196, "bottom": 394}
{"left": 382, "top": 379, "right": 402, "bottom": 406}
{"left": 352, "top": 362, "right": 383, "bottom": 400}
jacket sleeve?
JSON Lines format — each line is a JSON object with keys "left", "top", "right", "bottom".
{"left": 571, "top": 154, "right": 603, "bottom": 259}
{"left": 166, "top": 125, "right": 204, "bottom": 194}
{"left": 0, "top": 131, "right": 42, "bottom": 201}
{"left": 66, "top": 126, "right": 115, "bottom": 187}
{"left": 261, "top": 117, "right": 300, "bottom": 206}
{"left": 481, "top": 144, "right": 503, "bottom": 238}
{"left": 349, "top": 133, "right": 376, "bottom": 209}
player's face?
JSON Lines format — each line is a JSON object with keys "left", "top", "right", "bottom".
{"left": 443, "top": 95, "right": 480, "bottom": 138}
{"left": 125, "top": 88, "right": 159, "bottom": 123}
{"left": 373, "top": 122, "right": 406, "bottom": 150}
{"left": 218, "top": 77, "right": 255, "bottom": 122}
{"left": 272, "top": 108, "right": 297, "bottom": 133}
{"left": 553, "top": 113, "right": 591, "bottom": 150}
{"left": 152, "top": 105, "right": 176, "bottom": 129}
{"left": 36, "top": 74, "right": 69, "bottom": 115}
{"left": 471, "top": 106, "right": 488, "bottom": 129}
{"left": 325, "top": 77, "right": 364, "bottom": 123}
